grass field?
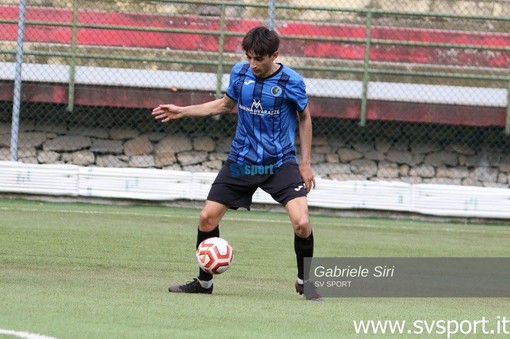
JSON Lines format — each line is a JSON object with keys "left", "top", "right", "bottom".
{"left": 1, "top": 198, "right": 509, "bottom": 338}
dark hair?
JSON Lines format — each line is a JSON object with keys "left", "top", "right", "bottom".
{"left": 242, "top": 26, "right": 280, "bottom": 57}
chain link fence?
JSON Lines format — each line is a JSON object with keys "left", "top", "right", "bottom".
{"left": 1, "top": 0, "right": 509, "bottom": 188}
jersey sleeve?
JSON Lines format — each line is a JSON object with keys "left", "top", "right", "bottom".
{"left": 225, "top": 62, "right": 245, "bottom": 101}
{"left": 287, "top": 77, "right": 308, "bottom": 113}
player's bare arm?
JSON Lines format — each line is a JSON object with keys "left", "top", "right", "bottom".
{"left": 152, "top": 95, "right": 236, "bottom": 123}
{"left": 297, "top": 106, "right": 316, "bottom": 193}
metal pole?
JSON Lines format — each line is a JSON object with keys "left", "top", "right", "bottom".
{"left": 506, "top": 78, "right": 510, "bottom": 135}
{"left": 10, "top": 0, "right": 28, "bottom": 161}
{"left": 215, "top": 2, "right": 226, "bottom": 100}
{"left": 67, "top": 0, "right": 79, "bottom": 112}
{"left": 359, "top": 11, "right": 373, "bottom": 127}
{"left": 267, "top": 0, "right": 276, "bottom": 30}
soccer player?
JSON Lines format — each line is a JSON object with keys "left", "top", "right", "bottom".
{"left": 152, "top": 26, "right": 319, "bottom": 300}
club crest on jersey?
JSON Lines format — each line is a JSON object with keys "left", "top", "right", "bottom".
{"left": 271, "top": 86, "right": 283, "bottom": 97}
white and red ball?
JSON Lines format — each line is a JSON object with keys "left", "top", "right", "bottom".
{"left": 196, "top": 237, "right": 234, "bottom": 274}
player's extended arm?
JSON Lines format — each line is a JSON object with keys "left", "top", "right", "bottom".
{"left": 297, "top": 106, "right": 316, "bottom": 193}
{"left": 152, "top": 95, "right": 236, "bottom": 123}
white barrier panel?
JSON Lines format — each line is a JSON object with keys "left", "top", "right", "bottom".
{"left": 187, "top": 172, "right": 219, "bottom": 201}
{"left": 307, "top": 179, "right": 412, "bottom": 211}
{"left": 0, "top": 161, "right": 78, "bottom": 196}
{"left": 78, "top": 166, "right": 194, "bottom": 200}
{"left": 412, "top": 184, "right": 510, "bottom": 218}
{"left": 1, "top": 161, "right": 509, "bottom": 219}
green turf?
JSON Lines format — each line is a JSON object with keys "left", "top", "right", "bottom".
{"left": 0, "top": 199, "right": 509, "bottom": 338}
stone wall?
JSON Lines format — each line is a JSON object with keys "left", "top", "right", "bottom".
{"left": 1, "top": 122, "right": 509, "bottom": 188}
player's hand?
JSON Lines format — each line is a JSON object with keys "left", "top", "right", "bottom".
{"left": 299, "top": 163, "right": 316, "bottom": 194}
{"left": 151, "top": 104, "right": 185, "bottom": 122}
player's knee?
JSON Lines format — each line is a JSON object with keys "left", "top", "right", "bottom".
{"left": 199, "top": 209, "right": 218, "bottom": 231}
{"left": 292, "top": 217, "right": 311, "bottom": 238}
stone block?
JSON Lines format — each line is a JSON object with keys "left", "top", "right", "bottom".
{"left": 352, "top": 141, "right": 374, "bottom": 153}
{"left": 410, "top": 142, "right": 441, "bottom": 154}
{"left": 193, "top": 136, "right": 215, "bottom": 152}
{"left": 337, "top": 148, "right": 363, "bottom": 162}
{"left": 202, "top": 160, "right": 223, "bottom": 170}
{"left": 469, "top": 167, "right": 498, "bottom": 183}
{"left": 154, "top": 152, "right": 177, "bottom": 167}
{"left": 69, "top": 127, "right": 109, "bottom": 139}
{"left": 209, "top": 152, "right": 228, "bottom": 161}
{"left": 325, "top": 153, "right": 339, "bottom": 163}
{"left": 129, "top": 155, "right": 155, "bottom": 168}
{"left": 364, "top": 151, "right": 385, "bottom": 161}
{"left": 109, "top": 128, "right": 140, "bottom": 140}
{"left": 43, "top": 135, "right": 92, "bottom": 152}
{"left": 96, "top": 155, "right": 128, "bottom": 167}
{"left": 156, "top": 135, "right": 192, "bottom": 154}
{"left": 91, "top": 139, "right": 124, "bottom": 154}
{"left": 436, "top": 166, "right": 469, "bottom": 179}
{"left": 18, "top": 147, "right": 37, "bottom": 158}
{"left": 462, "top": 177, "right": 483, "bottom": 187}
{"left": 177, "top": 151, "right": 208, "bottom": 166}
{"left": 424, "top": 151, "right": 458, "bottom": 166}
{"left": 377, "top": 162, "right": 399, "bottom": 178}
{"left": 124, "top": 135, "right": 154, "bottom": 156}
{"left": 38, "top": 150, "right": 60, "bottom": 163}
{"left": 409, "top": 165, "right": 435, "bottom": 178}
{"left": 386, "top": 150, "right": 413, "bottom": 165}
{"left": 313, "top": 163, "right": 351, "bottom": 176}
{"left": 18, "top": 132, "right": 48, "bottom": 148}
{"left": 351, "top": 159, "right": 377, "bottom": 176}
{"left": 72, "top": 150, "right": 95, "bottom": 166}
{"left": 446, "top": 143, "right": 476, "bottom": 156}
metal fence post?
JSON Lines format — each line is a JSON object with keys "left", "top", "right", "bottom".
{"left": 215, "top": 1, "right": 227, "bottom": 100}
{"left": 506, "top": 77, "right": 510, "bottom": 135}
{"left": 267, "top": 0, "right": 276, "bottom": 30}
{"left": 10, "top": 0, "right": 28, "bottom": 162}
{"left": 67, "top": 0, "right": 79, "bottom": 112}
{"left": 360, "top": 11, "right": 373, "bottom": 127}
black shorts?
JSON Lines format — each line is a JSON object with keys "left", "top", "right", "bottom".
{"left": 207, "top": 160, "right": 306, "bottom": 210}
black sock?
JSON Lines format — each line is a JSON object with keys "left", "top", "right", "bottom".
{"left": 294, "top": 231, "right": 314, "bottom": 281}
{"left": 196, "top": 226, "right": 220, "bottom": 282}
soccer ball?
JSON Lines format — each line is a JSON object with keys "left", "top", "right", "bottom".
{"left": 196, "top": 237, "right": 234, "bottom": 274}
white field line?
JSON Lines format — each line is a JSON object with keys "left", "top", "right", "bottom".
{"left": 0, "top": 329, "right": 56, "bottom": 339}
{"left": 0, "top": 206, "right": 508, "bottom": 235}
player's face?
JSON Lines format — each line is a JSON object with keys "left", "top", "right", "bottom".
{"left": 246, "top": 51, "right": 278, "bottom": 78}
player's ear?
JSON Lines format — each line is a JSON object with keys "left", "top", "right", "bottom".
{"left": 271, "top": 51, "right": 279, "bottom": 60}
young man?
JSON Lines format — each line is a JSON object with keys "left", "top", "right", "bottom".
{"left": 152, "top": 26, "right": 318, "bottom": 300}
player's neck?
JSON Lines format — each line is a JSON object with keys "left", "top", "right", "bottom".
{"left": 254, "top": 62, "right": 281, "bottom": 79}
{"left": 262, "top": 63, "right": 280, "bottom": 78}
{"left": 270, "top": 63, "right": 281, "bottom": 75}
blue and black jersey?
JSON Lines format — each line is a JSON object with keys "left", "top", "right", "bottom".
{"left": 225, "top": 61, "right": 308, "bottom": 167}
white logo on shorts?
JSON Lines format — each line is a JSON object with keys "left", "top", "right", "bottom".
{"left": 294, "top": 185, "right": 304, "bottom": 192}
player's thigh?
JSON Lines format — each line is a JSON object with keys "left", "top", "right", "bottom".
{"left": 199, "top": 200, "right": 229, "bottom": 231}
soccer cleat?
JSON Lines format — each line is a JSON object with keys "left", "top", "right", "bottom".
{"left": 168, "top": 278, "right": 213, "bottom": 294}
{"left": 295, "top": 281, "right": 323, "bottom": 301}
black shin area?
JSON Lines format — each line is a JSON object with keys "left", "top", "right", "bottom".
{"left": 196, "top": 226, "right": 220, "bottom": 281}
{"left": 294, "top": 232, "right": 314, "bottom": 280}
